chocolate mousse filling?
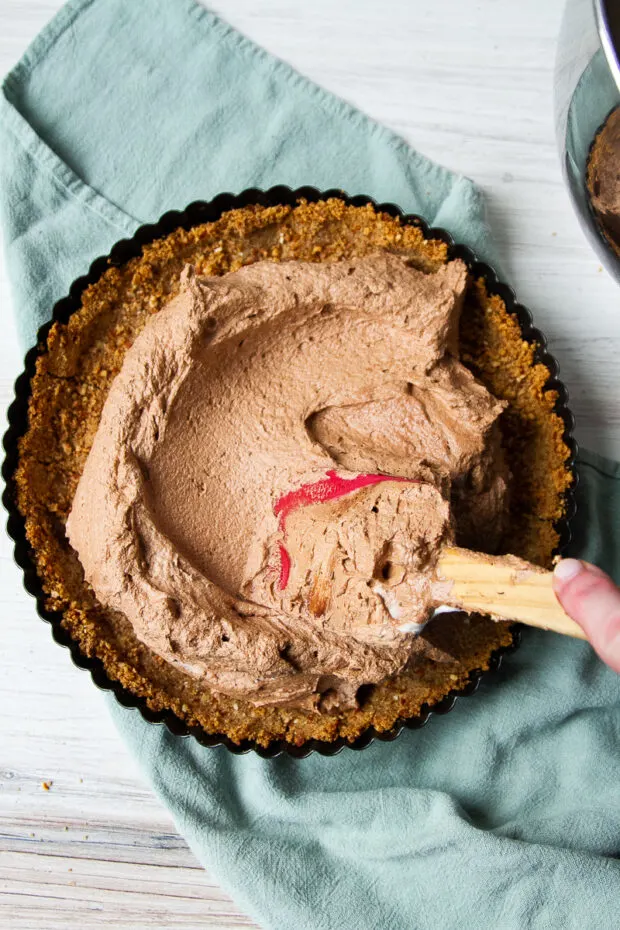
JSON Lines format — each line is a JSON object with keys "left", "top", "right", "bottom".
{"left": 66, "top": 252, "right": 510, "bottom": 710}
{"left": 587, "top": 106, "right": 620, "bottom": 256}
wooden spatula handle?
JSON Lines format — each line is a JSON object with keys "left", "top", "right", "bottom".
{"left": 435, "top": 547, "right": 587, "bottom": 640}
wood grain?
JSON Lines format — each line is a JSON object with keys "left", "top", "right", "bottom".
{"left": 436, "top": 547, "right": 586, "bottom": 638}
{"left": 1, "top": 0, "right": 620, "bottom": 927}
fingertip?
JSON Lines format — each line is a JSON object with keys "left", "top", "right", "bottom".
{"left": 553, "top": 558, "right": 584, "bottom": 586}
{"left": 553, "top": 563, "right": 620, "bottom": 671}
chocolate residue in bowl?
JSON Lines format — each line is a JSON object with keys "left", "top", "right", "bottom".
{"left": 587, "top": 105, "right": 620, "bottom": 257}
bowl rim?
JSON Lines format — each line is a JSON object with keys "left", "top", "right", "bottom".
{"left": 2, "top": 184, "right": 578, "bottom": 759}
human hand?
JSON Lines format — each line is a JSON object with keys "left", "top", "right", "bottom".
{"left": 553, "top": 559, "right": 620, "bottom": 672}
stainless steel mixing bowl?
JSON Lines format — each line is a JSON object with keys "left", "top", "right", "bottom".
{"left": 555, "top": 0, "right": 620, "bottom": 281}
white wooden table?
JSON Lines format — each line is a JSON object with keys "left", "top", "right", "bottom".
{"left": 1, "top": 1, "right": 619, "bottom": 927}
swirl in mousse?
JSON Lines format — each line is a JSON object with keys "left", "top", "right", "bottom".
{"left": 67, "top": 253, "right": 510, "bottom": 710}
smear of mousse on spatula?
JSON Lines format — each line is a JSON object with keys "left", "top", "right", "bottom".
{"left": 255, "top": 472, "right": 585, "bottom": 653}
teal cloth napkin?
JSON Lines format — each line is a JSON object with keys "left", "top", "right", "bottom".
{"left": 2, "top": 2, "right": 620, "bottom": 928}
